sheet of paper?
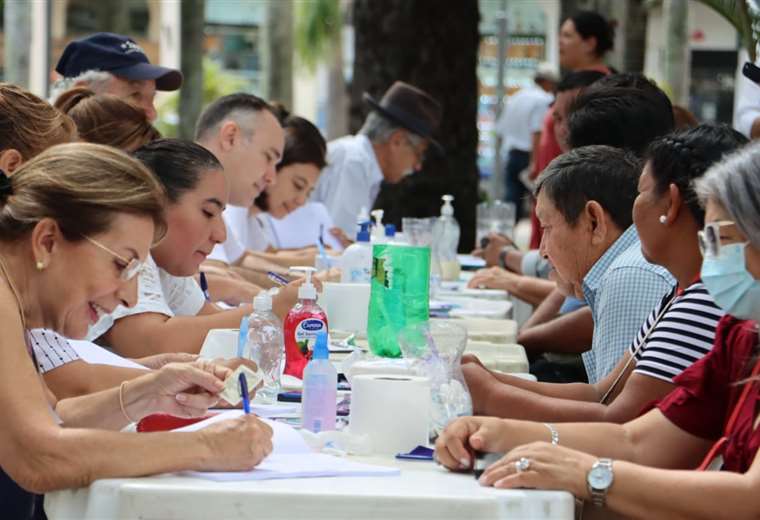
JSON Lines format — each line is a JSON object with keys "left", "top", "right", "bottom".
{"left": 185, "top": 453, "right": 400, "bottom": 481}
{"left": 249, "top": 403, "right": 299, "bottom": 418}
{"left": 172, "top": 411, "right": 311, "bottom": 455}
{"left": 68, "top": 340, "right": 149, "bottom": 370}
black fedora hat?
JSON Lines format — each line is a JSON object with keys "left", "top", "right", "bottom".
{"left": 363, "top": 81, "right": 443, "bottom": 152}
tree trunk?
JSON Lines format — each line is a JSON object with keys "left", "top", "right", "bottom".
{"left": 178, "top": 0, "right": 204, "bottom": 140}
{"left": 350, "top": 0, "right": 480, "bottom": 252}
{"left": 325, "top": 15, "right": 348, "bottom": 140}
{"left": 95, "top": 0, "right": 131, "bottom": 35}
{"left": 5, "top": 0, "right": 31, "bottom": 87}
{"left": 663, "top": 0, "right": 689, "bottom": 105}
{"left": 262, "top": 0, "right": 294, "bottom": 108}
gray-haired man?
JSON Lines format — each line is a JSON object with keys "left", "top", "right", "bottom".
{"left": 53, "top": 32, "right": 182, "bottom": 121}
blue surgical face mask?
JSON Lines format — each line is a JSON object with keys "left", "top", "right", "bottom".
{"left": 701, "top": 242, "right": 760, "bottom": 320}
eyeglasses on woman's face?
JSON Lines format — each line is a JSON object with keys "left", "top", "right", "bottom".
{"left": 82, "top": 235, "right": 144, "bottom": 281}
{"left": 698, "top": 220, "right": 744, "bottom": 258}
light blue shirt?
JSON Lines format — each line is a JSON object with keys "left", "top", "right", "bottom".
{"left": 581, "top": 226, "right": 674, "bottom": 383}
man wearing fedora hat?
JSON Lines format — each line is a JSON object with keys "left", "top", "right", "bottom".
{"left": 52, "top": 32, "right": 183, "bottom": 122}
{"left": 312, "top": 81, "right": 442, "bottom": 237}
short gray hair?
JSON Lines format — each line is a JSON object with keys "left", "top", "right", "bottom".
{"left": 359, "top": 111, "right": 423, "bottom": 147}
{"left": 696, "top": 142, "right": 760, "bottom": 248}
{"left": 49, "top": 70, "right": 114, "bottom": 104}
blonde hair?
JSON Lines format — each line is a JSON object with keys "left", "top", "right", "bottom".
{"left": 55, "top": 87, "right": 160, "bottom": 152}
{"left": 0, "top": 83, "right": 77, "bottom": 159}
{"left": 0, "top": 142, "right": 167, "bottom": 243}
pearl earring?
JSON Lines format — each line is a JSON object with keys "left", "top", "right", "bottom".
{"left": 36, "top": 261, "right": 45, "bottom": 271}
{"left": 659, "top": 215, "right": 667, "bottom": 225}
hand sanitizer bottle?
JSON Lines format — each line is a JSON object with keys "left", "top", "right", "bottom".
{"left": 340, "top": 221, "right": 372, "bottom": 283}
{"left": 301, "top": 331, "right": 337, "bottom": 433}
{"left": 283, "top": 267, "right": 328, "bottom": 379}
{"left": 433, "top": 194, "right": 461, "bottom": 281}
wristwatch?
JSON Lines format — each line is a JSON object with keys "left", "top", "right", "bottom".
{"left": 498, "top": 244, "right": 518, "bottom": 269}
{"left": 586, "top": 458, "right": 614, "bottom": 507}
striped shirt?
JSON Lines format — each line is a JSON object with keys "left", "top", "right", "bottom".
{"left": 631, "top": 281, "right": 724, "bottom": 383}
{"left": 28, "top": 328, "right": 80, "bottom": 373}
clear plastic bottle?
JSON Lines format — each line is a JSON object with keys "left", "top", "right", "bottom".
{"left": 433, "top": 194, "right": 461, "bottom": 281}
{"left": 301, "top": 331, "right": 337, "bottom": 433}
{"left": 340, "top": 221, "right": 372, "bottom": 283}
{"left": 246, "top": 290, "right": 283, "bottom": 403}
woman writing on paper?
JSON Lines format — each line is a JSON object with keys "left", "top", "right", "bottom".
{"left": 0, "top": 142, "right": 272, "bottom": 520}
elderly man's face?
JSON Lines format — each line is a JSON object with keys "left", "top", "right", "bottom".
{"left": 102, "top": 76, "right": 158, "bottom": 121}
{"left": 536, "top": 190, "right": 596, "bottom": 289}
{"left": 384, "top": 130, "right": 428, "bottom": 183}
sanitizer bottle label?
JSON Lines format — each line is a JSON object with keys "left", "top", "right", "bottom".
{"left": 294, "top": 318, "right": 327, "bottom": 356}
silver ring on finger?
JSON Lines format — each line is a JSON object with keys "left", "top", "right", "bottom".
{"left": 515, "top": 456, "right": 531, "bottom": 473}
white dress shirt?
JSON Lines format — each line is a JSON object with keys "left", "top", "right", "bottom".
{"left": 311, "top": 134, "right": 384, "bottom": 236}
{"left": 266, "top": 202, "right": 344, "bottom": 251}
{"left": 496, "top": 85, "right": 553, "bottom": 156}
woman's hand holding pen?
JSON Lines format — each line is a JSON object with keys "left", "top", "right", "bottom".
{"left": 195, "top": 414, "right": 274, "bottom": 471}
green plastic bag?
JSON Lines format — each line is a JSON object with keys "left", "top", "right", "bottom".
{"left": 367, "top": 243, "right": 430, "bottom": 357}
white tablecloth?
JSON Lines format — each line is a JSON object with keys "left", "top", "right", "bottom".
{"left": 45, "top": 456, "right": 574, "bottom": 520}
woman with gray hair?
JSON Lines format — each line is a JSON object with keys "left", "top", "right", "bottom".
{"left": 435, "top": 142, "right": 760, "bottom": 518}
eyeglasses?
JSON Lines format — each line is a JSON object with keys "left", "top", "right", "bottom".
{"left": 403, "top": 134, "right": 428, "bottom": 164}
{"left": 698, "top": 220, "right": 742, "bottom": 258}
{"left": 83, "top": 235, "right": 144, "bottom": 281}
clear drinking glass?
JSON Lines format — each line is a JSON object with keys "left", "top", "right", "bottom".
{"left": 476, "top": 200, "right": 516, "bottom": 248}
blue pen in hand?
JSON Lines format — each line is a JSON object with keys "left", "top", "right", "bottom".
{"left": 239, "top": 372, "right": 251, "bottom": 414}
{"left": 267, "top": 271, "right": 290, "bottom": 287}
{"left": 199, "top": 272, "right": 211, "bottom": 301}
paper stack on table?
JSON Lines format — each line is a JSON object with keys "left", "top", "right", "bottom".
{"left": 176, "top": 411, "right": 400, "bottom": 481}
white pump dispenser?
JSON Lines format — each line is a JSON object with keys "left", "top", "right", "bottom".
{"left": 290, "top": 266, "right": 318, "bottom": 300}
{"left": 370, "top": 209, "right": 385, "bottom": 243}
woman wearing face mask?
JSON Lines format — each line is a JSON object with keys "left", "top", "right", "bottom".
{"left": 435, "top": 142, "right": 760, "bottom": 518}
{"left": 461, "top": 125, "right": 743, "bottom": 422}
{"left": 0, "top": 143, "right": 272, "bottom": 520}
{"left": 89, "top": 139, "right": 298, "bottom": 359}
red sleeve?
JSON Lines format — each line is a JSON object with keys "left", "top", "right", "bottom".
{"left": 656, "top": 316, "right": 756, "bottom": 440}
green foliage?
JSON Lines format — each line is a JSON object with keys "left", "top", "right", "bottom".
{"left": 156, "top": 59, "right": 247, "bottom": 137}
{"left": 695, "top": 0, "right": 758, "bottom": 61}
{"left": 294, "top": 0, "right": 341, "bottom": 70}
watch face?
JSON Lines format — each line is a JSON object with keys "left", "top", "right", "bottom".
{"left": 588, "top": 466, "right": 613, "bottom": 489}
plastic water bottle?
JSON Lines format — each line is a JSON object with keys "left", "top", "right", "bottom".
{"left": 367, "top": 242, "right": 431, "bottom": 357}
{"left": 340, "top": 221, "right": 373, "bottom": 283}
{"left": 301, "top": 331, "right": 337, "bottom": 433}
{"left": 433, "top": 194, "right": 461, "bottom": 281}
{"left": 246, "top": 290, "right": 284, "bottom": 403}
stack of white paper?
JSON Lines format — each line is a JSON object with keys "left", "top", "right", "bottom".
{"left": 175, "top": 411, "right": 400, "bottom": 481}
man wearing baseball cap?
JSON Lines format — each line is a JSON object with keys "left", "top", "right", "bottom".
{"left": 53, "top": 32, "right": 183, "bottom": 121}
{"left": 311, "top": 81, "right": 442, "bottom": 237}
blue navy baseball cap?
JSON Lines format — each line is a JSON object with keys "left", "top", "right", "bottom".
{"left": 55, "top": 32, "right": 183, "bottom": 91}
